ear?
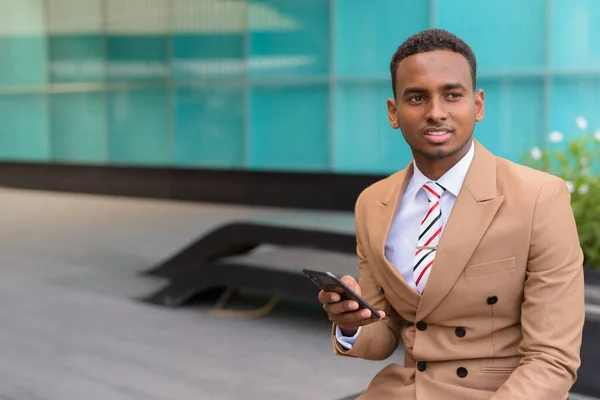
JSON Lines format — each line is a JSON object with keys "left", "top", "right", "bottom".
{"left": 387, "top": 98, "right": 400, "bottom": 129}
{"left": 474, "top": 89, "right": 485, "bottom": 122}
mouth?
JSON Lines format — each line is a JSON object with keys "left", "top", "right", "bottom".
{"left": 422, "top": 128, "right": 453, "bottom": 144}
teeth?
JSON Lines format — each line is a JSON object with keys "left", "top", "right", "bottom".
{"left": 426, "top": 131, "right": 448, "bottom": 136}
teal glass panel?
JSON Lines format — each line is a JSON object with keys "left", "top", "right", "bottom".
{"left": 0, "top": 94, "right": 48, "bottom": 161}
{"left": 106, "top": 36, "right": 168, "bottom": 82}
{"left": 173, "top": 86, "right": 244, "bottom": 168}
{"left": 0, "top": 37, "right": 46, "bottom": 87}
{"left": 333, "top": 82, "right": 413, "bottom": 174}
{"left": 549, "top": 77, "right": 600, "bottom": 137}
{"left": 50, "top": 92, "right": 106, "bottom": 163}
{"left": 248, "top": 84, "right": 329, "bottom": 171}
{"left": 48, "top": 35, "right": 105, "bottom": 83}
{"left": 475, "top": 78, "right": 544, "bottom": 162}
{"left": 248, "top": 0, "right": 329, "bottom": 79}
{"left": 551, "top": 0, "right": 600, "bottom": 70}
{"left": 108, "top": 89, "right": 170, "bottom": 165}
{"left": 437, "top": 0, "right": 546, "bottom": 73}
{"left": 172, "top": 34, "right": 244, "bottom": 82}
{"left": 335, "top": 1, "right": 429, "bottom": 77}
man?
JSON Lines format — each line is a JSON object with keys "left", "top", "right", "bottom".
{"left": 319, "top": 29, "right": 585, "bottom": 400}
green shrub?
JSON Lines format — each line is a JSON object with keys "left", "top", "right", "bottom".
{"left": 523, "top": 118, "right": 600, "bottom": 269}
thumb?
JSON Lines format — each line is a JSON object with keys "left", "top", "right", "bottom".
{"left": 341, "top": 275, "right": 360, "bottom": 295}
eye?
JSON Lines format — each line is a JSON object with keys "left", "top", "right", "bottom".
{"left": 408, "top": 95, "right": 425, "bottom": 103}
{"left": 446, "top": 92, "right": 463, "bottom": 100}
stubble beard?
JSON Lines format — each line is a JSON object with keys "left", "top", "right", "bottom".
{"left": 412, "top": 135, "right": 472, "bottom": 161}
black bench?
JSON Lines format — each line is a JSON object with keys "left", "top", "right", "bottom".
{"left": 141, "top": 212, "right": 358, "bottom": 307}
{"left": 139, "top": 211, "right": 600, "bottom": 398}
{"left": 572, "top": 310, "right": 600, "bottom": 397}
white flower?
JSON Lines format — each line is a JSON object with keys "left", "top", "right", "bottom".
{"left": 548, "top": 131, "right": 564, "bottom": 143}
{"left": 576, "top": 116, "right": 588, "bottom": 130}
{"left": 530, "top": 146, "right": 542, "bottom": 160}
{"left": 565, "top": 181, "right": 575, "bottom": 193}
{"left": 595, "top": 130, "right": 600, "bottom": 141}
{"left": 579, "top": 184, "right": 590, "bottom": 195}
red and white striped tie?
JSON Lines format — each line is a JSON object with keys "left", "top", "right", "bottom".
{"left": 413, "top": 182, "right": 446, "bottom": 293}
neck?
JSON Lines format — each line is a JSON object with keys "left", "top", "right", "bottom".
{"left": 413, "top": 142, "right": 471, "bottom": 181}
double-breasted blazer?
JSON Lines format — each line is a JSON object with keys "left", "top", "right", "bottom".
{"left": 332, "top": 140, "right": 585, "bottom": 400}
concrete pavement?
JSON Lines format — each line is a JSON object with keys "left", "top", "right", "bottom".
{"left": 1, "top": 188, "right": 598, "bottom": 399}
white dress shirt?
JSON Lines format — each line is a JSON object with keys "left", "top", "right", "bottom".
{"left": 336, "top": 140, "right": 476, "bottom": 349}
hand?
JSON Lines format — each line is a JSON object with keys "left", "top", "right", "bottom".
{"left": 318, "top": 275, "right": 386, "bottom": 336}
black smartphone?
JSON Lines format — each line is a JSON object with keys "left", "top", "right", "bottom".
{"left": 302, "top": 268, "right": 381, "bottom": 320}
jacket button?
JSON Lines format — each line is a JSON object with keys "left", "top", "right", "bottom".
{"left": 487, "top": 295, "right": 498, "bottom": 305}
{"left": 417, "top": 361, "right": 427, "bottom": 372}
{"left": 455, "top": 327, "right": 466, "bottom": 338}
{"left": 416, "top": 321, "right": 427, "bottom": 331}
{"left": 457, "top": 367, "right": 468, "bottom": 378}
{"left": 377, "top": 286, "right": 385, "bottom": 294}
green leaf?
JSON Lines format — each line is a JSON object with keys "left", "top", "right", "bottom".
{"left": 524, "top": 133, "right": 600, "bottom": 269}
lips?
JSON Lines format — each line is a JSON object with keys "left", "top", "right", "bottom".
{"left": 423, "top": 128, "right": 453, "bottom": 144}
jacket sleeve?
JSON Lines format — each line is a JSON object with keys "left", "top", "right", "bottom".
{"left": 331, "top": 192, "right": 404, "bottom": 361}
{"left": 491, "top": 178, "right": 585, "bottom": 399}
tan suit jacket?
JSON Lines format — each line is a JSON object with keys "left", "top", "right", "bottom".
{"left": 332, "top": 140, "right": 585, "bottom": 400}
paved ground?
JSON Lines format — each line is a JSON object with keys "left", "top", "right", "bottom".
{"left": 0, "top": 188, "right": 396, "bottom": 400}
{"left": 0, "top": 188, "right": 597, "bottom": 400}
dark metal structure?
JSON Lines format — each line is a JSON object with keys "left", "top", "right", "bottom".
{"left": 573, "top": 316, "right": 600, "bottom": 397}
{"left": 139, "top": 212, "right": 600, "bottom": 399}
{"left": 141, "top": 213, "right": 358, "bottom": 307}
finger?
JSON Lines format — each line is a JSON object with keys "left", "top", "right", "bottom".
{"left": 317, "top": 290, "right": 328, "bottom": 304}
{"left": 364, "top": 310, "right": 387, "bottom": 320}
{"left": 340, "top": 275, "right": 358, "bottom": 289}
{"left": 334, "top": 309, "right": 373, "bottom": 327}
{"left": 324, "top": 300, "right": 360, "bottom": 315}
{"left": 335, "top": 309, "right": 387, "bottom": 327}
{"left": 340, "top": 275, "right": 361, "bottom": 296}
{"left": 318, "top": 290, "right": 340, "bottom": 304}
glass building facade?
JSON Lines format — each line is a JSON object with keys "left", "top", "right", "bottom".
{"left": 0, "top": 0, "right": 598, "bottom": 174}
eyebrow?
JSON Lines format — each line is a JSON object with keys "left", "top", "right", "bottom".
{"left": 402, "top": 83, "right": 467, "bottom": 97}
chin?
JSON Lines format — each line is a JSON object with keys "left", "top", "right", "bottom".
{"left": 421, "top": 137, "right": 471, "bottom": 159}
{"left": 416, "top": 144, "right": 461, "bottom": 160}
{"left": 423, "top": 149, "right": 455, "bottom": 160}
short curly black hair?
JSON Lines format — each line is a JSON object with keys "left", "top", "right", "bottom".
{"left": 390, "top": 29, "right": 477, "bottom": 97}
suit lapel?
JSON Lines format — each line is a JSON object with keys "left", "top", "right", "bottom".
{"left": 371, "top": 163, "right": 422, "bottom": 308}
{"left": 416, "top": 141, "right": 504, "bottom": 321}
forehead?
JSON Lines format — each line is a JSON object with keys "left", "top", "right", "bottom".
{"left": 395, "top": 50, "right": 472, "bottom": 91}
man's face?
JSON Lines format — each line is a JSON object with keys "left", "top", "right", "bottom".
{"left": 387, "top": 50, "right": 484, "bottom": 161}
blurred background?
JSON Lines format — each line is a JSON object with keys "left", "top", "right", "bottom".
{"left": 2, "top": 0, "right": 599, "bottom": 172}
{"left": 0, "top": 1, "right": 599, "bottom": 399}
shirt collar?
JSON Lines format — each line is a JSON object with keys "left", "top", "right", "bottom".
{"left": 412, "top": 139, "right": 475, "bottom": 197}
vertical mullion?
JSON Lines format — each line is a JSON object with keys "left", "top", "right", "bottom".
{"left": 243, "top": 0, "right": 251, "bottom": 169}
{"left": 543, "top": 0, "right": 552, "bottom": 144}
{"left": 102, "top": 0, "right": 109, "bottom": 164}
{"left": 167, "top": 0, "right": 174, "bottom": 166}
{"left": 429, "top": 0, "right": 438, "bottom": 28}
{"left": 328, "top": 0, "right": 336, "bottom": 171}
{"left": 42, "top": 0, "right": 52, "bottom": 162}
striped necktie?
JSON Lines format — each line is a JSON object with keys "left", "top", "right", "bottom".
{"left": 413, "top": 182, "right": 446, "bottom": 293}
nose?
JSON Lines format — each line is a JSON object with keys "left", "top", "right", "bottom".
{"left": 425, "top": 98, "right": 448, "bottom": 123}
